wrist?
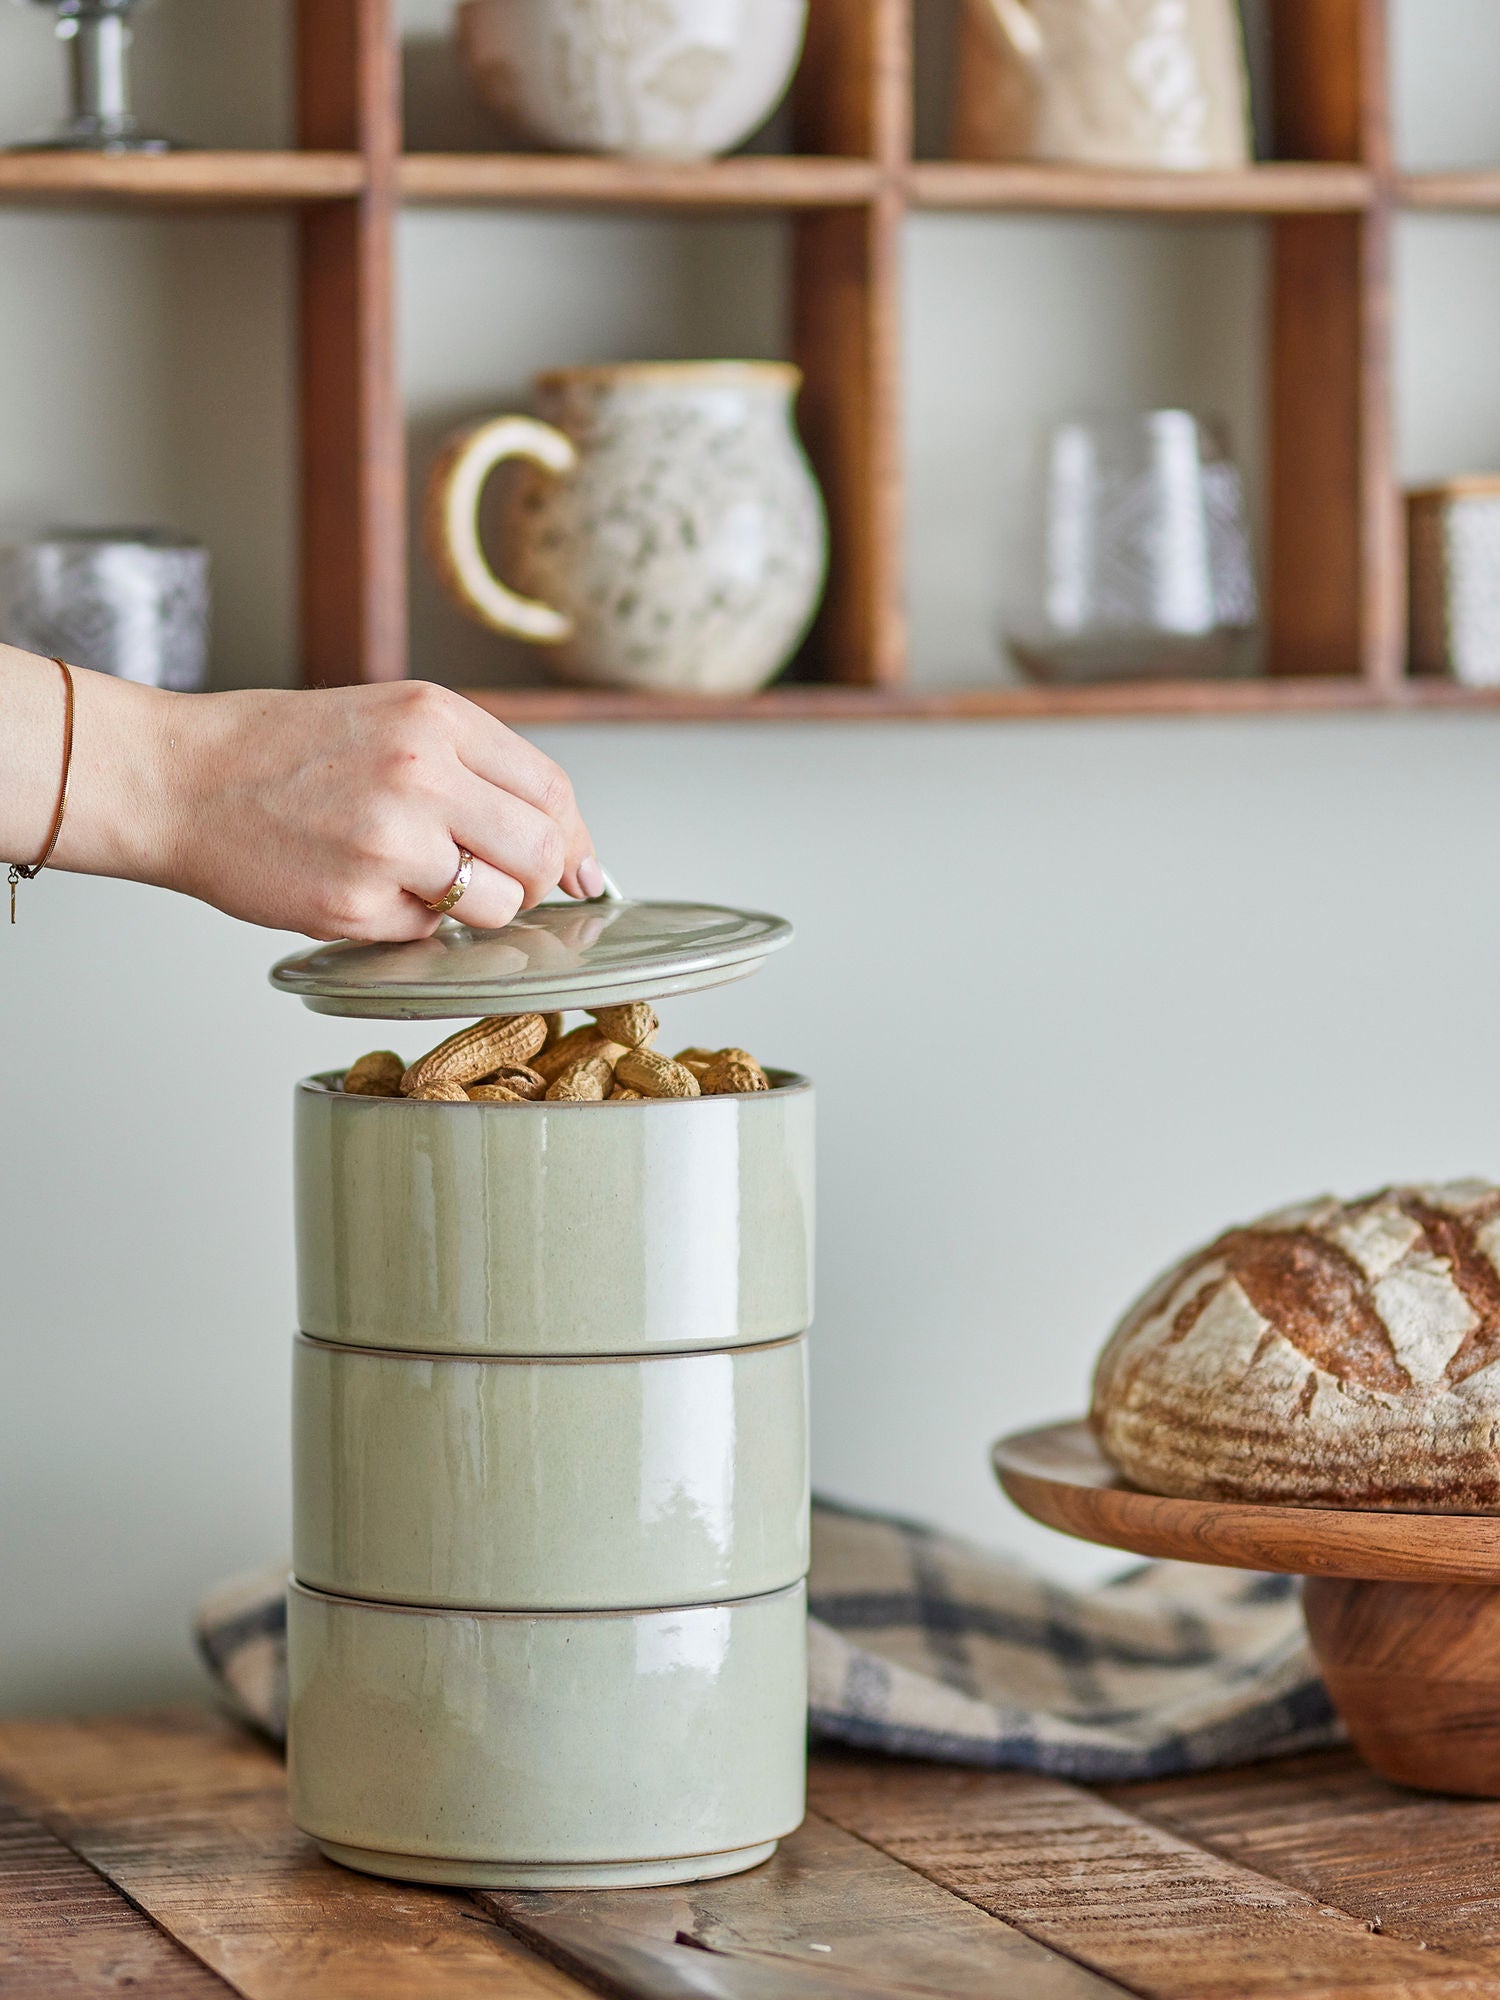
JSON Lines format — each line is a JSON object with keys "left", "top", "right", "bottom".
{"left": 51, "top": 668, "right": 179, "bottom": 887}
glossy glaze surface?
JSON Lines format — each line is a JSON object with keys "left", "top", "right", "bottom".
{"left": 294, "top": 1077, "right": 814, "bottom": 1354}
{"left": 287, "top": 1582, "right": 807, "bottom": 1872}
{"left": 270, "top": 898, "right": 793, "bottom": 1021}
{"left": 292, "top": 1333, "right": 810, "bottom": 1609}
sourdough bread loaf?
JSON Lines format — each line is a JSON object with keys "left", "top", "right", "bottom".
{"left": 1091, "top": 1181, "right": 1500, "bottom": 1509}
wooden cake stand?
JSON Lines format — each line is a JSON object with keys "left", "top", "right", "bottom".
{"left": 994, "top": 1419, "right": 1500, "bottom": 1797}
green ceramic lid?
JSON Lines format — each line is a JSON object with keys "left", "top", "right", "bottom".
{"left": 269, "top": 898, "right": 794, "bottom": 1021}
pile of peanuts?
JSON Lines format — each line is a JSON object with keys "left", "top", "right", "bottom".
{"left": 341, "top": 1004, "right": 771, "bottom": 1105}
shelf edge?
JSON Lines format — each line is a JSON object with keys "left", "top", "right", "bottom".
{"left": 398, "top": 154, "right": 885, "bottom": 210}
{"left": 0, "top": 150, "right": 368, "bottom": 206}
{"left": 457, "top": 677, "right": 1500, "bottom": 724}
{"left": 908, "top": 161, "right": 1377, "bottom": 215}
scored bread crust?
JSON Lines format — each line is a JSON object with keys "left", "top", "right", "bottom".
{"left": 1090, "top": 1181, "right": 1500, "bottom": 1510}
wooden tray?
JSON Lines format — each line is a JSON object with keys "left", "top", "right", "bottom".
{"left": 994, "top": 1419, "right": 1500, "bottom": 1798}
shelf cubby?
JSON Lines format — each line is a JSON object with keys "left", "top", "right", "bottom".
{"left": 0, "top": 0, "right": 1489, "bottom": 721}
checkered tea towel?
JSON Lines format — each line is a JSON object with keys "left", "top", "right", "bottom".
{"left": 195, "top": 1496, "right": 1339, "bottom": 1783}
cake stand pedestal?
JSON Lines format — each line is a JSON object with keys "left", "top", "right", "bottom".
{"left": 993, "top": 1419, "right": 1500, "bottom": 1797}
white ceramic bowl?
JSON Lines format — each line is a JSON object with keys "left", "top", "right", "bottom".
{"left": 295, "top": 1075, "right": 814, "bottom": 1355}
{"left": 288, "top": 1579, "right": 808, "bottom": 1888}
{"left": 456, "top": 0, "right": 809, "bottom": 162}
{"left": 293, "top": 1332, "right": 809, "bottom": 1610}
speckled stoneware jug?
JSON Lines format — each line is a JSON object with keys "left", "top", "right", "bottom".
{"left": 456, "top": 0, "right": 808, "bottom": 160}
{"left": 426, "top": 362, "right": 828, "bottom": 696}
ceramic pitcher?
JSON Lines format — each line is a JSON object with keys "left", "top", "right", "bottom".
{"left": 954, "top": 0, "right": 1252, "bottom": 170}
{"left": 427, "top": 362, "right": 828, "bottom": 697}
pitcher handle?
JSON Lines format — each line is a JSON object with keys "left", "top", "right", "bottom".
{"left": 426, "top": 416, "right": 578, "bottom": 642}
{"left": 977, "top": 0, "right": 1044, "bottom": 62}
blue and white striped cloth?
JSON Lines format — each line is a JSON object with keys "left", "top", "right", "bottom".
{"left": 196, "top": 1496, "right": 1338, "bottom": 1783}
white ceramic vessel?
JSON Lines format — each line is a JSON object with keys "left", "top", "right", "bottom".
{"left": 287, "top": 1579, "right": 809, "bottom": 1888}
{"left": 295, "top": 1074, "right": 815, "bottom": 1354}
{"left": 425, "top": 364, "right": 828, "bottom": 696}
{"left": 293, "top": 1333, "right": 809, "bottom": 1610}
{"left": 456, "top": 0, "right": 808, "bottom": 161}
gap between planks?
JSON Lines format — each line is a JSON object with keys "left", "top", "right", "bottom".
{"left": 0, "top": 1793, "right": 232, "bottom": 1999}
{"left": 475, "top": 1809, "right": 1131, "bottom": 2000}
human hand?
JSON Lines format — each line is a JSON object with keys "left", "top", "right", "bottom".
{"left": 154, "top": 681, "right": 603, "bottom": 940}
{"left": 8, "top": 655, "right": 604, "bottom": 941}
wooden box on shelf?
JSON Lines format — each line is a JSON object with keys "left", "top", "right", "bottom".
{"left": 2, "top": 0, "right": 1498, "bottom": 720}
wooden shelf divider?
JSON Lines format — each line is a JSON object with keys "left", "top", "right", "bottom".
{"left": 295, "top": 0, "right": 406, "bottom": 688}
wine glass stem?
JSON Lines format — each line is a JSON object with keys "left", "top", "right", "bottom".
{"left": 68, "top": 13, "right": 130, "bottom": 129}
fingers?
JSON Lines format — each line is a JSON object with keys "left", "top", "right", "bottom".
{"left": 401, "top": 837, "right": 527, "bottom": 933}
{"left": 450, "top": 767, "right": 577, "bottom": 912}
{"left": 454, "top": 702, "right": 602, "bottom": 898}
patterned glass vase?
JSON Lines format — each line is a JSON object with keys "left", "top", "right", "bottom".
{"left": 1007, "top": 411, "right": 1259, "bottom": 683}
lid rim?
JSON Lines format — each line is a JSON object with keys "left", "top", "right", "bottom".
{"left": 270, "top": 899, "right": 793, "bottom": 1019}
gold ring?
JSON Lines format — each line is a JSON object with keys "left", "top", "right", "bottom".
{"left": 424, "top": 848, "right": 474, "bottom": 915}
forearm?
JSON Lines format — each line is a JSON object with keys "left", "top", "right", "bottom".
{"left": 0, "top": 643, "right": 172, "bottom": 885}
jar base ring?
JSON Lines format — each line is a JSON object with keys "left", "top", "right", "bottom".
{"left": 315, "top": 1835, "right": 779, "bottom": 1890}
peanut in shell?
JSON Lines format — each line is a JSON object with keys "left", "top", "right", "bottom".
{"left": 402, "top": 1014, "right": 548, "bottom": 1094}
{"left": 588, "top": 1002, "right": 658, "bottom": 1049}
{"left": 533, "top": 1024, "right": 607, "bottom": 1085}
{"left": 700, "top": 1054, "right": 769, "bottom": 1096}
{"left": 615, "top": 1048, "right": 700, "bottom": 1099}
{"left": 546, "top": 1049, "right": 618, "bottom": 1101}
{"left": 342, "top": 1050, "right": 404, "bottom": 1097}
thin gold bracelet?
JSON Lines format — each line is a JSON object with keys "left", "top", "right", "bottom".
{"left": 8, "top": 656, "right": 76, "bottom": 926}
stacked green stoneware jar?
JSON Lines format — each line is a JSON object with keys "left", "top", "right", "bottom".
{"left": 271, "top": 899, "right": 813, "bottom": 1889}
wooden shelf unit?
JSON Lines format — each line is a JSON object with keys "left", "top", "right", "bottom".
{"left": 1, "top": 0, "right": 1490, "bottom": 722}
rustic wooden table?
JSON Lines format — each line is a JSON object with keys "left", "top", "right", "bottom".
{"left": 3, "top": 1708, "right": 1499, "bottom": 1998}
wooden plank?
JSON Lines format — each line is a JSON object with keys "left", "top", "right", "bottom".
{"left": 464, "top": 673, "right": 1432, "bottom": 724}
{"left": 810, "top": 1755, "right": 1496, "bottom": 1998}
{"left": 1265, "top": 0, "right": 1401, "bottom": 690}
{"left": 0, "top": 1794, "right": 232, "bottom": 1998}
{"left": 794, "top": 0, "right": 911, "bottom": 171}
{"left": 787, "top": 0, "right": 908, "bottom": 690}
{"left": 398, "top": 154, "right": 882, "bottom": 209}
{"left": 790, "top": 202, "right": 905, "bottom": 688}
{"left": 1400, "top": 174, "right": 1500, "bottom": 211}
{"left": 0, "top": 1711, "right": 585, "bottom": 2000}
{"left": 1105, "top": 1751, "right": 1500, "bottom": 1958}
{"left": 1268, "top": 0, "right": 1372, "bottom": 168}
{"left": 908, "top": 163, "right": 1375, "bottom": 214}
{"left": 1267, "top": 213, "right": 1367, "bottom": 679}
{"left": 295, "top": 0, "right": 406, "bottom": 686}
{"left": 480, "top": 1808, "right": 1129, "bottom": 2000}
{"left": 0, "top": 152, "right": 365, "bottom": 207}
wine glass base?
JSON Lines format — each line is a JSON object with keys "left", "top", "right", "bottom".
{"left": 5, "top": 133, "right": 175, "bottom": 154}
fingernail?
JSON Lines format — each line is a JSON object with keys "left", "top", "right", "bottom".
{"left": 577, "top": 855, "right": 605, "bottom": 899}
